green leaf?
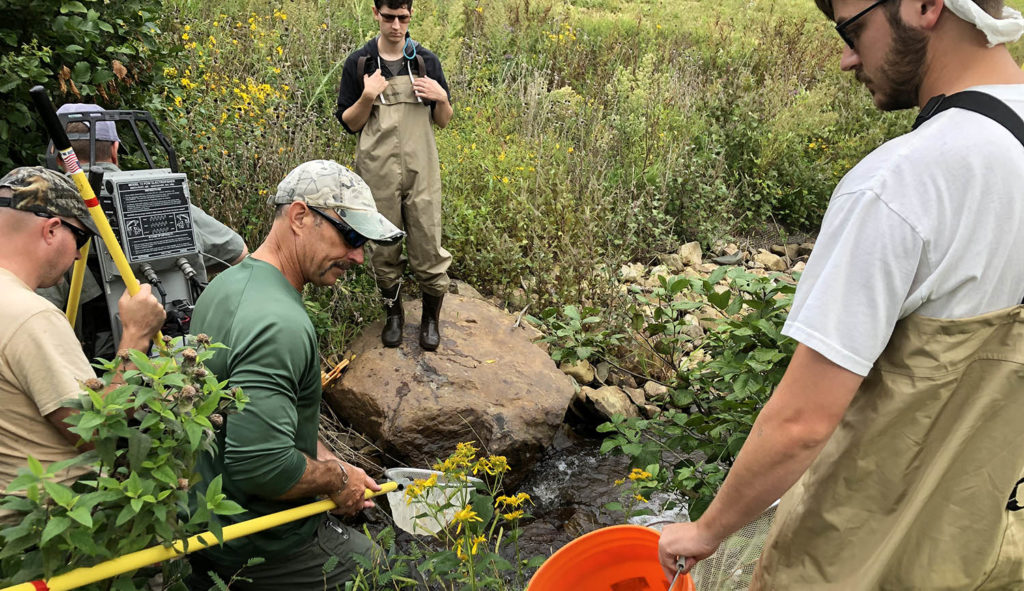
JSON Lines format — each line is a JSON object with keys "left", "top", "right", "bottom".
{"left": 42, "top": 481, "right": 75, "bottom": 509}
{"left": 127, "top": 430, "right": 153, "bottom": 472}
{"left": 213, "top": 499, "right": 245, "bottom": 516}
{"left": 72, "top": 60, "right": 91, "bottom": 81}
{"left": 40, "top": 516, "right": 71, "bottom": 545}
{"left": 707, "top": 289, "right": 731, "bottom": 310}
{"left": 184, "top": 421, "right": 204, "bottom": 450}
{"left": 115, "top": 503, "right": 136, "bottom": 526}
{"left": 61, "top": 1, "right": 88, "bottom": 14}
{"left": 27, "top": 456, "right": 44, "bottom": 477}
{"left": 67, "top": 505, "right": 94, "bottom": 527}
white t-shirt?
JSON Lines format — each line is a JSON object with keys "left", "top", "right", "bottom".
{"left": 783, "top": 84, "right": 1024, "bottom": 376}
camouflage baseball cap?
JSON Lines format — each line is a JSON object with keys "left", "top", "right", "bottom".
{"left": 269, "top": 160, "right": 404, "bottom": 245}
{"left": 0, "top": 166, "right": 99, "bottom": 235}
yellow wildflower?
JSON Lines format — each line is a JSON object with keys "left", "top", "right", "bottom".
{"left": 628, "top": 468, "right": 653, "bottom": 481}
{"left": 181, "top": 32, "right": 190, "bottom": 41}
{"left": 452, "top": 504, "right": 483, "bottom": 534}
{"left": 502, "top": 510, "right": 525, "bottom": 521}
{"left": 634, "top": 494, "right": 649, "bottom": 503}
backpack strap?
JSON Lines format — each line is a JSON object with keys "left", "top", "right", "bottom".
{"left": 415, "top": 54, "right": 426, "bottom": 78}
{"left": 357, "top": 55, "right": 369, "bottom": 78}
{"left": 913, "top": 91, "right": 1024, "bottom": 306}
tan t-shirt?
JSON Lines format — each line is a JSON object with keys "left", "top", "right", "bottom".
{"left": 0, "top": 268, "right": 93, "bottom": 493}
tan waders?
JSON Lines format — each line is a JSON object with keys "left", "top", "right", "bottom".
{"left": 752, "top": 307, "right": 1024, "bottom": 590}
{"left": 356, "top": 66, "right": 451, "bottom": 350}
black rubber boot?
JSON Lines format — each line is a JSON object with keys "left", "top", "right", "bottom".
{"left": 380, "top": 284, "right": 403, "bottom": 348}
{"left": 419, "top": 293, "right": 444, "bottom": 351}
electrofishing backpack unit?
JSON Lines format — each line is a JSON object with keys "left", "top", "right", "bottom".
{"left": 44, "top": 109, "right": 210, "bottom": 358}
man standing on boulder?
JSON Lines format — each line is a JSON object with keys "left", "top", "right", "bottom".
{"left": 659, "top": 0, "right": 1024, "bottom": 587}
{"left": 185, "top": 160, "right": 404, "bottom": 588}
{"left": 336, "top": 0, "right": 454, "bottom": 351}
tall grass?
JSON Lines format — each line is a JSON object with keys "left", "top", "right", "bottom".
{"left": 151, "top": 0, "right": 1020, "bottom": 349}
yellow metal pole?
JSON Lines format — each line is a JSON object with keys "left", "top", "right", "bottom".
{"left": 0, "top": 482, "right": 398, "bottom": 591}
{"left": 64, "top": 239, "right": 90, "bottom": 326}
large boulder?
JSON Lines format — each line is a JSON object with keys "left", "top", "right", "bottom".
{"left": 325, "top": 294, "right": 575, "bottom": 477}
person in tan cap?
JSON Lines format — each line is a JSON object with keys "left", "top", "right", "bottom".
{"left": 0, "top": 166, "right": 165, "bottom": 507}
{"left": 186, "top": 160, "right": 402, "bottom": 589}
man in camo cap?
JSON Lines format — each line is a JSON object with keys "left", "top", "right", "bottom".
{"left": 186, "top": 160, "right": 400, "bottom": 589}
{"left": 0, "top": 166, "right": 165, "bottom": 511}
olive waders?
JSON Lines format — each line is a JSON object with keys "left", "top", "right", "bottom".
{"left": 751, "top": 307, "right": 1024, "bottom": 590}
{"left": 356, "top": 57, "right": 451, "bottom": 351}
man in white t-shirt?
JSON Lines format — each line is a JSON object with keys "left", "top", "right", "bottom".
{"left": 0, "top": 167, "right": 165, "bottom": 510}
{"left": 659, "top": 0, "right": 1024, "bottom": 588}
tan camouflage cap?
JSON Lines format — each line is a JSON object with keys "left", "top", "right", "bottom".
{"left": 0, "top": 166, "right": 99, "bottom": 235}
{"left": 269, "top": 160, "right": 404, "bottom": 245}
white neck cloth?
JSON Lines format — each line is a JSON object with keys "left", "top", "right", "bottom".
{"left": 943, "top": 0, "right": 1024, "bottom": 47}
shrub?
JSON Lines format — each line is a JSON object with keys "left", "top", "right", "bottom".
{"left": 0, "top": 0, "right": 171, "bottom": 171}
{"left": 0, "top": 339, "right": 248, "bottom": 589}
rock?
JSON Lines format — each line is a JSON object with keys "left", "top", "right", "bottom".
{"left": 619, "top": 263, "right": 645, "bottom": 283}
{"left": 712, "top": 251, "right": 744, "bottom": 266}
{"left": 623, "top": 387, "right": 646, "bottom": 407}
{"left": 562, "top": 360, "right": 596, "bottom": 385}
{"left": 642, "top": 405, "right": 661, "bottom": 419}
{"left": 769, "top": 244, "right": 800, "bottom": 260}
{"left": 792, "top": 261, "right": 807, "bottom": 273}
{"left": 643, "top": 381, "right": 669, "bottom": 399}
{"left": 595, "top": 361, "right": 610, "bottom": 384}
{"left": 753, "top": 249, "right": 788, "bottom": 272}
{"left": 325, "top": 294, "right": 575, "bottom": 478}
{"left": 659, "top": 253, "right": 686, "bottom": 274}
{"left": 799, "top": 242, "right": 815, "bottom": 256}
{"left": 610, "top": 370, "right": 637, "bottom": 390}
{"left": 451, "top": 280, "right": 484, "bottom": 300}
{"left": 584, "top": 385, "right": 639, "bottom": 420}
{"left": 677, "top": 242, "right": 703, "bottom": 267}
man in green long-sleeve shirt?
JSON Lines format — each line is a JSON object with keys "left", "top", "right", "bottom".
{"left": 186, "top": 160, "right": 404, "bottom": 589}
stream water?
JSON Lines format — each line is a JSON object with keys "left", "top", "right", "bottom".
{"left": 361, "top": 423, "right": 690, "bottom": 582}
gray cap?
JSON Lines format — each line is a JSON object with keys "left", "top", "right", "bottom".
{"left": 269, "top": 160, "right": 404, "bottom": 245}
{"left": 57, "top": 103, "right": 120, "bottom": 143}
{"left": 0, "top": 166, "right": 100, "bottom": 235}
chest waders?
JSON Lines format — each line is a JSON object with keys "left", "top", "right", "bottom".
{"left": 750, "top": 308, "right": 1024, "bottom": 589}
{"left": 356, "top": 55, "right": 451, "bottom": 351}
{"left": 751, "top": 91, "right": 1024, "bottom": 590}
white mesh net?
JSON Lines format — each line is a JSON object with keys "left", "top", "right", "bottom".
{"left": 690, "top": 502, "right": 778, "bottom": 591}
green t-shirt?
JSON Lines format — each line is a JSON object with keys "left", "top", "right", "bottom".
{"left": 189, "top": 257, "right": 321, "bottom": 565}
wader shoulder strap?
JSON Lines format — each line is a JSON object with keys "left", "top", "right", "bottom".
{"left": 914, "top": 90, "right": 1024, "bottom": 147}
{"left": 914, "top": 91, "right": 1024, "bottom": 306}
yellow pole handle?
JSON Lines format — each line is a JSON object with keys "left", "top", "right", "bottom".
{"left": 64, "top": 239, "right": 90, "bottom": 326}
{"left": 0, "top": 481, "right": 399, "bottom": 591}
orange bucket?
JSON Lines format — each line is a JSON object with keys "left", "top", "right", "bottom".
{"left": 527, "top": 524, "right": 696, "bottom": 591}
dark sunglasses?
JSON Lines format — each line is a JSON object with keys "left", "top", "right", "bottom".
{"left": 311, "top": 207, "right": 369, "bottom": 249}
{"left": 378, "top": 11, "right": 411, "bottom": 23}
{"left": 34, "top": 212, "right": 92, "bottom": 249}
{"left": 835, "top": 0, "right": 890, "bottom": 50}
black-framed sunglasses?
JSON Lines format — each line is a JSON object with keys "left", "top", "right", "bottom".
{"left": 835, "top": 0, "right": 890, "bottom": 50}
{"left": 310, "top": 207, "right": 369, "bottom": 249}
{"left": 378, "top": 11, "right": 411, "bottom": 23}
{"left": 34, "top": 212, "right": 92, "bottom": 249}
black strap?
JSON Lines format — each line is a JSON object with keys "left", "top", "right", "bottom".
{"left": 914, "top": 91, "right": 1024, "bottom": 305}
{"left": 1009, "top": 478, "right": 1024, "bottom": 511}
{"left": 914, "top": 91, "right": 1024, "bottom": 147}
